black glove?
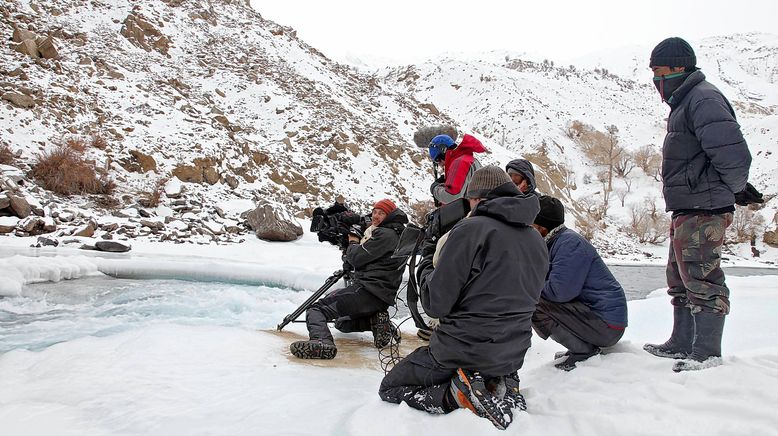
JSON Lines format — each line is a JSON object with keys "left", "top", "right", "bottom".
{"left": 735, "top": 182, "right": 764, "bottom": 206}
{"left": 420, "top": 237, "right": 437, "bottom": 260}
{"left": 347, "top": 224, "right": 363, "bottom": 240}
{"left": 341, "top": 255, "right": 353, "bottom": 273}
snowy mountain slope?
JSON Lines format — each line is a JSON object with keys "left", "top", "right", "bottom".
{"left": 383, "top": 35, "right": 778, "bottom": 258}
{"left": 0, "top": 0, "right": 450, "bottom": 222}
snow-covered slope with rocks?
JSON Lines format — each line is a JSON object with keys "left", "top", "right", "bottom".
{"left": 0, "top": 0, "right": 450, "bottom": 244}
{"left": 1, "top": 0, "right": 776, "bottom": 260}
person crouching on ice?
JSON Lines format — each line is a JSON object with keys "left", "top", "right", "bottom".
{"left": 290, "top": 199, "right": 408, "bottom": 360}
{"left": 530, "top": 195, "right": 628, "bottom": 371}
{"left": 378, "top": 166, "right": 548, "bottom": 430}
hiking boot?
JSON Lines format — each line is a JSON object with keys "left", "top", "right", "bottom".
{"left": 503, "top": 372, "right": 527, "bottom": 411}
{"left": 417, "top": 328, "right": 432, "bottom": 341}
{"left": 554, "top": 350, "right": 570, "bottom": 360}
{"left": 554, "top": 348, "right": 601, "bottom": 371}
{"left": 290, "top": 339, "right": 337, "bottom": 360}
{"left": 450, "top": 368, "right": 513, "bottom": 430}
{"left": 370, "top": 310, "right": 399, "bottom": 348}
{"left": 673, "top": 311, "right": 725, "bottom": 373}
{"left": 644, "top": 305, "right": 694, "bottom": 359}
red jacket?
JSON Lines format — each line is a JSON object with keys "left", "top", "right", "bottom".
{"left": 443, "top": 134, "right": 486, "bottom": 196}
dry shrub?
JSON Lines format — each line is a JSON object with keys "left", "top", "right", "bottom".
{"left": 728, "top": 206, "right": 766, "bottom": 244}
{"left": 408, "top": 199, "right": 435, "bottom": 226}
{"left": 634, "top": 144, "right": 662, "bottom": 181}
{"left": 623, "top": 196, "right": 670, "bottom": 244}
{"left": 90, "top": 134, "right": 108, "bottom": 150}
{"left": 138, "top": 178, "right": 168, "bottom": 208}
{"left": 30, "top": 145, "right": 115, "bottom": 196}
{"left": 0, "top": 144, "right": 14, "bottom": 165}
{"left": 65, "top": 137, "right": 87, "bottom": 152}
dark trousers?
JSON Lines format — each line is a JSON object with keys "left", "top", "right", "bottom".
{"left": 666, "top": 213, "right": 733, "bottom": 314}
{"left": 532, "top": 298, "right": 624, "bottom": 348}
{"left": 378, "top": 346, "right": 457, "bottom": 414}
{"left": 305, "top": 283, "right": 387, "bottom": 342}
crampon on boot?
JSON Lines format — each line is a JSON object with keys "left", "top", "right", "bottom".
{"left": 370, "top": 310, "right": 400, "bottom": 348}
{"left": 450, "top": 368, "right": 513, "bottom": 430}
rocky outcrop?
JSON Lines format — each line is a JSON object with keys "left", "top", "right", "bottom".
{"left": 2, "top": 92, "right": 35, "bottom": 109}
{"left": 95, "top": 240, "right": 132, "bottom": 252}
{"left": 244, "top": 201, "right": 303, "bottom": 242}
{"left": 121, "top": 14, "right": 171, "bottom": 55}
{"left": 129, "top": 150, "right": 157, "bottom": 173}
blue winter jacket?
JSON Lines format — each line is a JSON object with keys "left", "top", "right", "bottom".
{"left": 543, "top": 228, "right": 627, "bottom": 327}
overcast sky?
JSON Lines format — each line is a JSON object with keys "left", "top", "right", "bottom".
{"left": 250, "top": 0, "right": 777, "bottom": 64}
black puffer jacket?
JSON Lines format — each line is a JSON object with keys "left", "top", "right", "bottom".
{"left": 662, "top": 70, "right": 751, "bottom": 212}
{"left": 505, "top": 158, "right": 538, "bottom": 194}
{"left": 417, "top": 183, "right": 548, "bottom": 376}
{"left": 345, "top": 208, "right": 408, "bottom": 305}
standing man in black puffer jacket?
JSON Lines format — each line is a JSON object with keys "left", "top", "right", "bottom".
{"left": 642, "top": 37, "right": 760, "bottom": 372}
{"left": 290, "top": 199, "right": 408, "bottom": 360}
{"left": 378, "top": 166, "right": 548, "bottom": 430}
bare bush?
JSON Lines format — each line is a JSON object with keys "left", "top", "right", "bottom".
{"left": 0, "top": 144, "right": 15, "bottom": 165}
{"left": 90, "top": 134, "right": 108, "bottom": 150}
{"left": 634, "top": 144, "right": 662, "bottom": 181}
{"left": 30, "top": 145, "right": 115, "bottom": 196}
{"left": 408, "top": 199, "right": 435, "bottom": 226}
{"left": 138, "top": 178, "right": 167, "bottom": 208}
{"left": 624, "top": 197, "right": 670, "bottom": 244}
{"left": 615, "top": 188, "right": 628, "bottom": 207}
{"left": 65, "top": 137, "right": 87, "bottom": 153}
{"left": 614, "top": 150, "right": 635, "bottom": 178}
{"left": 728, "top": 206, "right": 766, "bottom": 244}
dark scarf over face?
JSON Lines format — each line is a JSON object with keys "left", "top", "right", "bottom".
{"left": 653, "top": 72, "right": 691, "bottom": 104}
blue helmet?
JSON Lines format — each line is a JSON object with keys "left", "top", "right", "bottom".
{"left": 428, "top": 135, "right": 456, "bottom": 161}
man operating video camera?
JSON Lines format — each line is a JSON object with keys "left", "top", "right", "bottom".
{"left": 290, "top": 199, "right": 409, "bottom": 360}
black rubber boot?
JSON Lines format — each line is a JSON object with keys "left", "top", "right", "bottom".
{"left": 370, "top": 310, "right": 400, "bottom": 348}
{"left": 643, "top": 305, "right": 694, "bottom": 359}
{"left": 673, "top": 311, "right": 725, "bottom": 372}
{"left": 550, "top": 327, "right": 601, "bottom": 371}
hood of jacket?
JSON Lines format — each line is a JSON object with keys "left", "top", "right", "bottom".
{"left": 505, "top": 158, "right": 537, "bottom": 193}
{"left": 472, "top": 182, "right": 540, "bottom": 227}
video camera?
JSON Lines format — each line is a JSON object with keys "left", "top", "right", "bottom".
{"left": 311, "top": 201, "right": 371, "bottom": 252}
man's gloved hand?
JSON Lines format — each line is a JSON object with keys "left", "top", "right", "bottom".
{"left": 420, "top": 237, "right": 437, "bottom": 260}
{"left": 341, "top": 255, "right": 353, "bottom": 273}
{"left": 735, "top": 182, "right": 764, "bottom": 206}
{"left": 347, "top": 224, "right": 363, "bottom": 240}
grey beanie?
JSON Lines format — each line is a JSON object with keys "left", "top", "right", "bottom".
{"left": 465, "top": 165, "right": 511, "bottom": 199}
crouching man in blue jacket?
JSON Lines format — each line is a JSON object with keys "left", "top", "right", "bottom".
{"left": 531, "top": 195, "right": 628, "bottom": 371}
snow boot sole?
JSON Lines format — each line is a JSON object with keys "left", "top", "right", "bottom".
{"left": 290, "top": 340, "right": 337, "bottom": 360}
{"left": 450, "top": 368, "right": 513, "bottom": 430}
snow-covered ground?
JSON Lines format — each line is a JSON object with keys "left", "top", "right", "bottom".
{"left": 1, "top": 233, "right": 777, "bottom": 436}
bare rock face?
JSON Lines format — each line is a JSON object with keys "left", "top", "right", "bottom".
{"left": 764, "top": 230, "right": 778, "bottom": 247}
{"left": 172, "top": 164, "right": 203, "bottom": 183}
{"left": 2, "top": 92, "right": 35, "bottom": 109}
{"left": 73, "top": 220, "right": 97, "bottom": 237}
{"left": 12, "top": 27, "right": 38, "bottom": 43}
{"left": 7, "top": 193, "right": 31, "bottom": 218}
{"left": 245, "top": 201, "right": 303, "bottom": 242}
{"left": 129, "top": 150, "right": 157, "bottom": 173}
{"left": 14, "top": 39, "right": 40, "bottom": 59}
{"left": 36, "top": 36, "right": 58, "bottom": 59}
{"left": 121, "top": 14, "right": 171, "bottom": 55}
{"left": 95, "top": 240, "right": 132, "bottom": 253}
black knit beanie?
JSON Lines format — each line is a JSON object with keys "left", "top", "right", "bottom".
{"left": 649, "top": 37, "right": 696, "bottom": 68}
{"left": 534, "top": 195, "right": 565, "bottom": 231}
{"left": 465, "top": 165, "right": 511, "bottom": 199}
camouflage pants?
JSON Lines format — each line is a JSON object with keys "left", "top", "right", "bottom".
{"left": 666, "top": 213, "right": 733, "bottom": 314}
